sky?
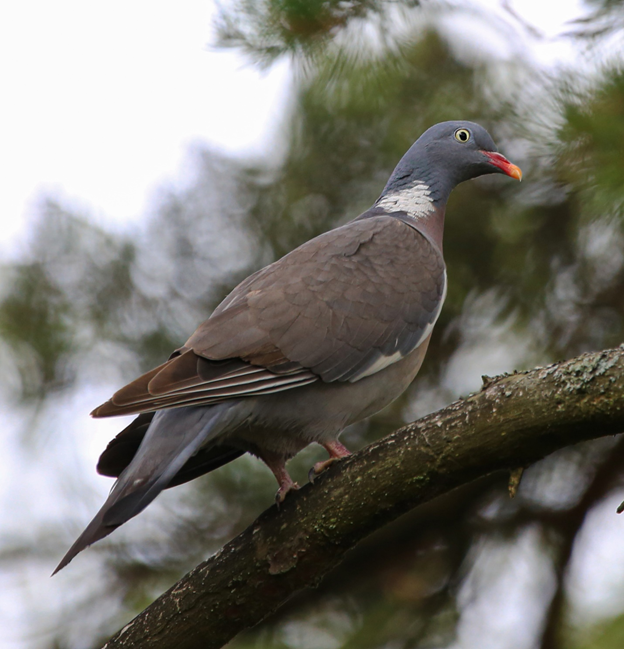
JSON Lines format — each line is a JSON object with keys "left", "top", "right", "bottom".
{"left": 5, "top": 1, "right": 620, "bottom": 648}
{"left": 0, "top": 0, "right": 586, "bottom": 258}
{"left": 0, "top": 0, "right": 291, "bottom": 256}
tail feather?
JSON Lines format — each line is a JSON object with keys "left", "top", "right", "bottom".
{"left": 53, "top": 403, "right": 242, "bottom": 574}
{"left": 96, "top": 410, "right": 244, "bottom": 487}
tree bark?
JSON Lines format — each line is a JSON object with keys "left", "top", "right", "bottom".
{"left": 102, "top": 346, "right": 624, "bottom": 649}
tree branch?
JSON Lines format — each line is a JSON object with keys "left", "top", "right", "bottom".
{"left": 102, "top": 346, "right": 624, "bottom": 649}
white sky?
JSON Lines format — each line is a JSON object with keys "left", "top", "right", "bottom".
{"left": 0, "top": 0, "right": 586, "bottom": 258}
{"left": 0, "top": 0, "right": 291, "bottom": 255}
{"left": 6, "top": 1, "right": 623, "bottom": 648}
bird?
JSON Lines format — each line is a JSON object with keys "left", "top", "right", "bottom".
{"left": 54, "top": 121, "right": 521, "bottom": 573}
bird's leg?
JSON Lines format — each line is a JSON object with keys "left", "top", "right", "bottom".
{"left": 258, "top": 451, "right": 300, "bottom": 505}
{"left": 309, "top": 440, "right": 352, "bottom": 483}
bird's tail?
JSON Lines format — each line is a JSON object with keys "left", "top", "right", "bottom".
{"left": 53, "top": 403, "right": 242, "bottom": 574}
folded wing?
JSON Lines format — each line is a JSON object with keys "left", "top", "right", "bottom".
{"left": 92, "top": 216, "right": 445, "bottom": 419}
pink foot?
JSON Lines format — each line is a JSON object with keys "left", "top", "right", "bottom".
{"left": 309, "top": 440, "right": 351, "bottom": 483}
{"left": 276, "top": 477, "right": 300, "bottom": 505}
{"left": 258, "top": 450, "right": 299, "bottom": 506}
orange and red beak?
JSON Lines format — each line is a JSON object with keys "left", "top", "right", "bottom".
{"left": 482, "top": 151, "right": 522, "bottom": 181}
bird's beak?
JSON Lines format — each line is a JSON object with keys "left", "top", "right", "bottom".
{"left": 482, "top": 151, "right": 522, "bottom": 181}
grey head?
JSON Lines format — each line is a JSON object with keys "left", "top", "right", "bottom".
{"left": 378, "top": 120, "right": 521, "bottom": 209}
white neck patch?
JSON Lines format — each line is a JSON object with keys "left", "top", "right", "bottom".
{"left": 375, "top": 180, "right": 435, "bottom": 219}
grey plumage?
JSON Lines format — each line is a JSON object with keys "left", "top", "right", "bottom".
{"left": 55, "top": 121, "right": 521, "bottom": 573}
{"left": 54, "top": 403, "right": 250, "bottom": 573}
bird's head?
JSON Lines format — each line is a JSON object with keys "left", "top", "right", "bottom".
{"left": 381, "top": 120, "right": 521, "bottom": 205}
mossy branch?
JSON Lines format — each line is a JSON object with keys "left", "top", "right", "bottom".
{"left": 102, "top": 346, "right": 624, "bottom": 649}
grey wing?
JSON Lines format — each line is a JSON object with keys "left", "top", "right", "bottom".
{"left": 93, "top": 216, "right": 445, "bottom": 418}
{"left": 92, "top": 353, "right": 317, "bottom": 417}
{"left": 191, "top": 216, "right": 446, "bottom": 382}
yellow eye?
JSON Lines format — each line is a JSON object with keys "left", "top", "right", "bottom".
{"left": 455, "top": 128, "right": 470, "bottom": 143}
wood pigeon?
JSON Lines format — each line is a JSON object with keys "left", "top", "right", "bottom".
{"left": 54, "top": 121, "right": 521, "bottom": 573}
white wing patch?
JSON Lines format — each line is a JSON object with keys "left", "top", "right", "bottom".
{"left": 349, "top": 268, "right": 448, "bottom": 381}
{"left": 352, "top": 350, "right": 404, "bottom": 380}
{"left": 375, "top": 180, "right": 435, "bottom": 219}
{"left": 409, "top": 266, "right": 448, "bottom": 348}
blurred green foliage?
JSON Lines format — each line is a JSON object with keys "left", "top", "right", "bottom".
{"left": 214, "top": 0, "right": 412, "bottom": 65}
{"left": 2, "top": 1, "right": 624, "bottom": 648}
{"left": 572, "top": 612, "right": 624, "bottom": 649}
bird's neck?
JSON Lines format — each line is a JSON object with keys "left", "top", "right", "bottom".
{"left": 373, "top": 180, "right": 446, "bottom": 250}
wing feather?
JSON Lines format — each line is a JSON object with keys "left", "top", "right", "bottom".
{"left": 93, "top": 214, "right": 445, "bottom": 418}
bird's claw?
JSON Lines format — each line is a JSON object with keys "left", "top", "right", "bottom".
{"left": 275, "top": 481, "right": 299, "bottom": 508}
{"left": 308, "top": 457, "right": 340, "bottom": 484}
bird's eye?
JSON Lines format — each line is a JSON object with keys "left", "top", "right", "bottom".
{"left": 454, "top": 128, "right": 470, "bottom": 143}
